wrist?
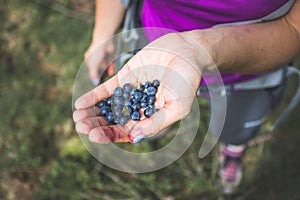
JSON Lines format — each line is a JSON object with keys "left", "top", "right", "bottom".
{"left": 181, "top": 30, "right": 219, "bottom": 73}
{"left": 91, "top": 31, "right": 115, "bottom": 45}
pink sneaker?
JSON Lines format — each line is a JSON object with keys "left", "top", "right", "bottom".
{"left": 218, "top": 144, "right": 244, "bottom": 195}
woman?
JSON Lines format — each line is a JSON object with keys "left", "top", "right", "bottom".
{"left": 74, "top": 0, "right": 300, "bottom": 194}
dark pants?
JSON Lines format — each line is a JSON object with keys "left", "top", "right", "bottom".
{"left": 202, "top": 81, "right": 286, "bottom": 145}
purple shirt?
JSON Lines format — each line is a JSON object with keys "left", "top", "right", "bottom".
{"left": 141, "top": 0, "right": 289, "bottom": 85}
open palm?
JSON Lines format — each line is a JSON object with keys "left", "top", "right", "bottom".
{"left": 73, "top": 33, "right": 204, "bottom": 143}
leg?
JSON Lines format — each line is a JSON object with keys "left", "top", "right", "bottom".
{"left": 200, "top": 81, "right": 286, "bottom": 194}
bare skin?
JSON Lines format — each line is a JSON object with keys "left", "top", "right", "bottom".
{"left": 84, "top": 0, "right": 125, "bottom": 82}
{"left": 75, "top": 0, "right": 300, "bottom": 143}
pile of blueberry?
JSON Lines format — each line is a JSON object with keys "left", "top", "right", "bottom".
{"left": 97, "top": 80, "right": 160, "bottom": 125}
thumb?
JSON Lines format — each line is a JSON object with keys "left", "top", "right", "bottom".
{"left": 87, "top": 61, "right": 101, "bottom": 83}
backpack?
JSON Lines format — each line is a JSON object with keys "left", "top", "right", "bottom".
{"left": 117, "top": 0, "right": 300, "bottom": 157}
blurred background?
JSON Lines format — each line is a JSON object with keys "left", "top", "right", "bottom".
{"left": 1, "top": 0, "right": 300, "bottom": 199}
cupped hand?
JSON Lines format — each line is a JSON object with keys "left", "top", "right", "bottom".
{"left": 74, "top": 32, "right": 208, "bottom": 144}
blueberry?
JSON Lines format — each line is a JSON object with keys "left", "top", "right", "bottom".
{"left": 131, "top": 102, "right": 141, "bottom": 111}
{"left": 113, "top": 87, "right": 123, "bottom": 97}
{"left": 130, "top": 88, "right": 137, "bottom": 96}
{"left": 119, "top": 116, "right": 129, "bottom": 125}
{"left": 122, "top": 105, "right": 132, "bottom": 116}
{"left": 123, "top": 83, "right": 132, "bottom": 92}
{"left": 146, "top": 86, "right": 156, "bottom": 96}
{"left": 140, "top": 101, "right": 148, "bottom": 108}
{"left": 124, "top": 99, "right": 132, "bottom": 106}
{"left": 148, "top": 104, "right": 155, "bottom": 109}
{"left": 152, "top": 79, "right": 160, "bottom": 88}
{"left": 147, "top": 95, "right": 155, "bottom": 105}
{"left": 97, "top": 100, "right": 105, "bottom": 108}
{"left": 106, "top": 112, "right": 114, "bottom": 122}
{"left": 113, "top": 96, "right": 124, "bottom": 106}
{"left": 140, "top": 93, "right": 148, "bottom": 102}
{"left": 105, "top": 80, "right": 159, "bottom": 123}
{"left": 131, "top": 111, "right": 140, "bottom": 121}
{"left": 124, "top": 99, "right": 131, "bottom": 106}
{"left": 127, "top": 106, "right": 133, "bottom": 115}
{"left": 144, "top": 81, "right": 151, "bottom": 89}
{"left": 105, "top": 97, "right": 112, "bottom": 106}
{"left": 114, "top": 119, "right": 120, "bottom": 124}
{"left": 132, "top": 91, "right": 142, "bottom": 101}
{"left": 131, "top": 98, "right": 139, "bottom": 104}
{"left": 123, "top": 91, "right": 131, "bottom": 100}
{"left": 140, "top": 85, "right": 145, "bottom": 92}
{"left": 113, "top": 106, "right": 123, "bottom": 117}
{"left": 136, "top": 82, "right": 145, "bottom": 92}
{"left": 144, "top": 108, "right": 154, "bottom": 118}
{"left": 99, "top": 105, "right": 110, "bottom": 116}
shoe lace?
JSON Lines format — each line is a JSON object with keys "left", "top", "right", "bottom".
{"left": 223, "top": 156, "right": 241, "bottom": 182}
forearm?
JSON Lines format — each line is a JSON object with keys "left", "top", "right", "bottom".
{"left": 185, "top": 1, "right": 300, "bottom": 74}
{"left": 92, "top": 0, "right": 126, "bottom": 43}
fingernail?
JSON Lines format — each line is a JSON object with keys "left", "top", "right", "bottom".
{"left": 92, "top": 79, "right": 99, "bottom": 86}
{"left": 128, "top": 134, "right": 134, "bottom": 143}
{"left": 133, "top": 135, "right": 145, "bottom": 144}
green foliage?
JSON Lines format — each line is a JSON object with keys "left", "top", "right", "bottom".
{"left": 1, "top": 0, "right": 300, "bottom": 199}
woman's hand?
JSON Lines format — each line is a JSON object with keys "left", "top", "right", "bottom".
{"left": 84, "top": 0, "right": 126, "bottom": 84}
{"left": 84, "top": 39, "right": 115, "bottom": 85}
{"left": 74, "top": 33, "right": 210, "bottom": 143}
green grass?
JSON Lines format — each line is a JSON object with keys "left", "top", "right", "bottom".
{"left": 1, "top": 1, "right": 300, "bottom": 199}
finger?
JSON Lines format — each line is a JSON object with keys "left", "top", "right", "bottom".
{"left": 88, "top": 68, "right": 100, "bottom": 83}
{"left": 85, "top": 64, "right": 100, "bottom": 84}
{"left": 107, "top": 63, "right": 115, "bottom": 76}
{"left": 73, "top": 106, "right": 99, "bottom": 123}
{"left": 85, "top": 51, "right": 103, "bottom": 82}
{"left": 75, "top": 61, "right": 139, "bottom": 110}
{"left": 129, "top": 103, "right": 183, "bottom": 143}
{"left": 75, "top": 117, "right": 108, "bottom": 134}
{"left": 89, "top": 126, "right": 131, "bottom": 143}
{"left": 74, "top": 75, "right": 118, "bottom": 109}
{"left": 105, "top": 42, "right": 115, "bottom": 54}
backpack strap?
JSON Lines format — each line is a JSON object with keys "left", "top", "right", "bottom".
{"left": 271, "top": 67, "right": 300, "bottom": 130}
{"left": 233, "top": 68, "right": 286, "bottom": 90}
{"left": 115, "top": 0, "right": 144, "bottom": 72}
{"left": 120, "top": 0, "right": 131, "bottom": 8}
{"left": 213, "top": 0, "right": 295, "bottom": 28}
